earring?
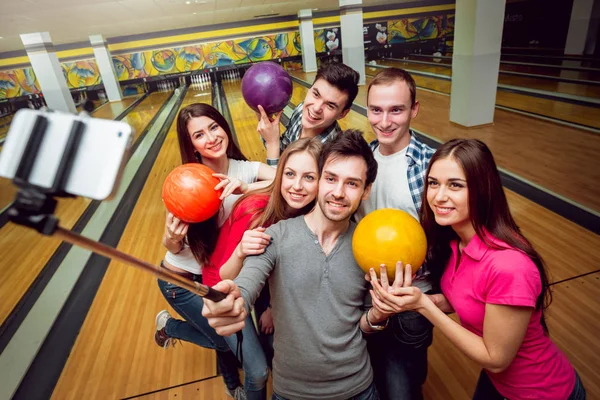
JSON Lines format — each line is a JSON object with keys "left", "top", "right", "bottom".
{"left": 194, "top": 151, "right": 201, "bottom": 162}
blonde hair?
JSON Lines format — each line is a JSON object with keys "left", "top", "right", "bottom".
{"left": 232, "top": 138, "right": 322, "bottom": 228}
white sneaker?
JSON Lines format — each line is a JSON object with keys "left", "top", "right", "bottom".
{"left": 225, "top": 385, "right": 247, "bottom": 400}
{"left": 156, "top": 310, "right": 172, "bottom": 331}
{"left": 155, "top": 310, "right": 178, "bottom": 349}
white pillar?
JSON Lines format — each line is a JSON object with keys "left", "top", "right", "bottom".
{"left": 20, "top": 32, "right": 76, "bottom": 113}
{"left": 565, "top": 0, "right": 594, "bottom": 55}
{"left": 298, "top": 9, "right": 318, "bottom": 73}
{"left": 449, "top": 0, "right": 505, "bottom": 127}
{"left": 90, "top": 34, "right": 122, "bottom": 102}
{"left": 339, "top": 0, "right": 366, "bottom": 85}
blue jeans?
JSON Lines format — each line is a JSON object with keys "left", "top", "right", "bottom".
{"left": 254, "top": 285, "right": 275, "bottom": 370}
{"left": 473, "top": 369, "right": 587, "bottom": 400}
{"left": 367, "top": 311, "right": 433, "bottom": 400}
{"left": 157, "top": 279, "right": 241, "bottom": 392}
{"left": 271, "top": 381, "right": 379, "bottom": 400}
{"left": 223, "top": 315, "right": 269, "bottom": 400}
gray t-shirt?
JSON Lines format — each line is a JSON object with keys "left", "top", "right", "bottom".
{"left": 235, "top": 216, "right": 373, "bottom": 400}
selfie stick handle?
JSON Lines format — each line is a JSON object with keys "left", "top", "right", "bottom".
{"left": 9, "top": 114, "right": 227, "bottom": 302}
{"left": 53, "top": 227, "right": 226, "bottom": 302}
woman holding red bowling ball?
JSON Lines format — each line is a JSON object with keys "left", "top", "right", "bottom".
{"left": 156, "top": 103, "right": 274, "bottom": 400}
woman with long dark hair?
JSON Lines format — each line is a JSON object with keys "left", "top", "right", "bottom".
{"left": 369, "top": 139, "right": 586, "bottom": 400}
{"left": 155, "top": 103, "right": 274, "bottom": 400}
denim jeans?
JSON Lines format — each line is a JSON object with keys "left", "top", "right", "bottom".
{"left": 473, "top": 369, "right": 587, "bottom": 400}
{"left": 157, "top": 279, "right": 241, "bottom": 391}
{"left": 223, "top": 315, "right": 269, "bottom": 400}
{"left": 271, "top": 381, "right": 379, "bottom": 400}
{"left": 254, "top": 285, "right": 275, "bottom": 370}
{"left": 367, "top": 311, "right": 433, "bottom": 400}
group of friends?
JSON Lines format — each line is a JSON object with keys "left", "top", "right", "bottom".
{"left": 153, "top": 63, "right": 586, "bottom": 400}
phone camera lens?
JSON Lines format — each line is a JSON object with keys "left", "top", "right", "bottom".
{"left": 118, "top": 132, "right": 122, "bottom": 137}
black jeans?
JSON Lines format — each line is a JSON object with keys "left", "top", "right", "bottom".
{"left": 367, "top": 311, "right": 433, "bottom": 400}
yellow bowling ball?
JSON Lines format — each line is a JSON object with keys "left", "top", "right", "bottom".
{"left": 352, "top": 208, "right": 427, "bottom": 281}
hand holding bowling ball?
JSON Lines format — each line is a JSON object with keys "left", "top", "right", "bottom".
{"left": 162, "top": 163, "right": 223, "bottom": 223}
{"left": 242, "top": 61, "right": 292, "bottom": 115}
{"left": 213, "top": 173, "right": 248, "bottom": 200}
{"left": 352, "top": 209, "right": 427, "bottom": 282}
{"left": 256, "top": 104, "right": 283, "bottom": 144}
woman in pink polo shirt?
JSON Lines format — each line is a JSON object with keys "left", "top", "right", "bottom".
{"left": 369, "top": 139, "right": 586, "bottom": 399}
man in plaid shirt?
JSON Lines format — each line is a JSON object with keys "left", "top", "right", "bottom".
{"left": 256, "top": 62, "right": 359, "bottom": 166}
{"left": 355, "top": 68, "right": 436, "bottom": 400}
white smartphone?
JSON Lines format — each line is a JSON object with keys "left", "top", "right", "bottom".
{"left": 0, "top": 108, "right": 133, "bottom": 200}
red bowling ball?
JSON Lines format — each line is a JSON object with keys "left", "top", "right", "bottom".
{"left": 162, "top": 163, "right": 222, "bottom": 223}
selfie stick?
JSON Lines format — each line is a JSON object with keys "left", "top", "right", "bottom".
{"left": 6, "top": 113, "right": 227, "bottom": 302}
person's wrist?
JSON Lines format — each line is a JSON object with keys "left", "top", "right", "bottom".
{"left": 369, "top": 307, "right": 389, "bottom": 324}
{"left": 366, "top": 308, "right": 388, "bottom": 331}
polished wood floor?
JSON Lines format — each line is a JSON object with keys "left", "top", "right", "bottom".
{"left": 46, "top": 79, "right": 600, "bottom": 399}
{"left": 373, "top": 60, "right": 600, "bottom": 130}
{"left": 293, "top": 70, "right": 600, "bottom": 213}
{"left": 0, "top": 69, "right": 586, "bottom": 400}
{"left": 383, "top": 58, "right": 600, "bottom": 99}
{"left": 0, "top": 93, "right": 169, "bottom": 329}
{"left": 52, "top": 87, "right": 219, "bottom": 400}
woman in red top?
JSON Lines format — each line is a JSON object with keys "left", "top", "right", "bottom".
{"left": 369, "top": 139, "right": 586, "bottom": 400}
{"left": 158, "top": 138, "right": 322, "bottom": 400}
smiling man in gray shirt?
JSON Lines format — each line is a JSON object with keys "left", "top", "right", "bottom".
{"left": 203, "top": 130, "right": 389, "bottom": 400}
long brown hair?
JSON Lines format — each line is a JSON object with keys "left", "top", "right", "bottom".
{"left": 233, "top": 138, "right": 323, "bottom": 229}
{"left": 420, "top": 139, "right": 552, "bottom": 332}
{"left": 176, "top": 103, "right": 247, "bottom": 164}
{"left": 175, "top": 103, "right": 245, "bottom": 265}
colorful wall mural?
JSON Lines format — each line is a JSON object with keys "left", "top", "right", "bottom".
{"left": 0, "top": 11, "right": 455, "bottom": 100}
{"left": 0, "top": 68, "right": 41, "bottom": 99}
{"left": 388, "top": 14, "right": 455, "bottom": 44}
{"left": 314, "top": 27, "right": 341, "bottom": 53}
{"left": 111, "top": 31, "right": 301, "bottom": 80}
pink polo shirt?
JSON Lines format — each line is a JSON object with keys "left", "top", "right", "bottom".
{"left": 440, "top": 233, "right": 575, "bottom": 400}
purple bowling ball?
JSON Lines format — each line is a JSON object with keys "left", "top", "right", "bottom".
{"left": 242, "top": 62, "right": 292, "bottom": 115}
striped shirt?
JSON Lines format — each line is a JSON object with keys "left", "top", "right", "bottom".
{"left": 266, "top": 102, "right": 342, "bottom": 166}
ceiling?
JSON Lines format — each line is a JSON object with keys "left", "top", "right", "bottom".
{"left": 0, "top": 0, "right": 407, "bottom": 54}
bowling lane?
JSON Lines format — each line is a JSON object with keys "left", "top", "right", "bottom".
{"left": 293, "top": 70, "right": 600, "bottom": 212}
{"left": 92, "top": 95, "right": 141, "bottom": 120}
{"left": 0, "top": 91, "right": 171, "bottom": 329}
{"left": 221, "top": 79, "right": 287, "bottom": 162}
{"left": 290, "top": 78, "right": 600, "bottom": 282}
{"left": 51, "top": 85, "right": 218, "bottom": 400}
{"left": 378, "top": 59, "right": 600, "bottom": 100}
{"left": 406, "top": 54, "right": 600, "bottom": 82}
{"left": 222, "top": 80, "right": 266, "bottom": 161}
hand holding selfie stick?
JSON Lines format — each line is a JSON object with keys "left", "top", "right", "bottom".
{"left": 6, "top": 112, "right": 227, "bottom": 303}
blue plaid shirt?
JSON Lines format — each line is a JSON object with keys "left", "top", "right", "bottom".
{"left": 369, "top": 131, "right": 435, "bottom": 213}
{"left": 266, "top": 102, "right": 342, "bottom": 166}
{"left": 369, "top": 131, "right": 435, "bottom": 281}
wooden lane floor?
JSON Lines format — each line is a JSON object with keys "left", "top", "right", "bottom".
{"left": 51, "top": 86, "right": 216, "bottom": 400}
{"left": 221, "top": 79, "right": 288, "bottom": 162}
{"left": 0, "top": 92, "right": 171, "bottom": 330}
{"left": 290, "top": 81, "right": 600, "bottom": 399}
{"left": 380, "top": 58, "right": 600, "bottom": 99}
{"left": 367, "top": 64, "right": 600, "bottom": 130}
{"left": 404, "top": 54, "right": 600, "bottom": 82}
{"left": 424, "top": 273, "right": 600, "bottom": 399}
{"left": 289, "top": 79, "right": 600, "bottom": 282}
{"left": 293, "top": 70, "right": 600, "bottom": 211}
{"left": 221, "top": 80, "right": 266, "bottom": 161}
